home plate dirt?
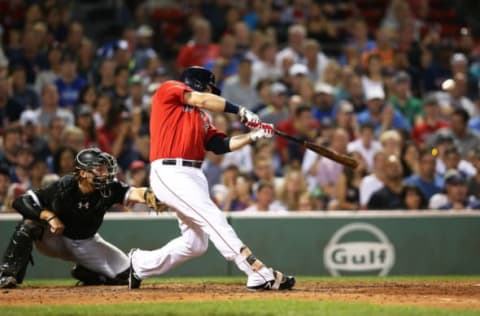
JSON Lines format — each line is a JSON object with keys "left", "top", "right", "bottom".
{"left": 1, "top": 281, "right": 480, "bottom": 309}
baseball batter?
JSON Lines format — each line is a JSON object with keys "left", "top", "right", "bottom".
{"left": 128, "top": 66, "right": 295, "bottom": 291}
{"left": 0, "top": 148, "right": 165, "bottom": 288}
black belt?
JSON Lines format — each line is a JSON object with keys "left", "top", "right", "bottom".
{"left": 161, "top": 159, "right": 203, "bottom": 169}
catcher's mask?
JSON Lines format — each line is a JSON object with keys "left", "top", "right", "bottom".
{"left": 180, "top": 66, "right": 220, "bottom": 95}
{"left": 74, "top": 148, "right": 118, "bottom": 197}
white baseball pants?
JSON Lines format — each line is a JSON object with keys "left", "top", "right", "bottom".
{"left": 130, "top": 160, "right": 274, "bottom": 286}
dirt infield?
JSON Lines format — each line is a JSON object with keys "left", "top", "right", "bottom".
{"left": 2, "top": 280, "right": 480, "bottom": 309}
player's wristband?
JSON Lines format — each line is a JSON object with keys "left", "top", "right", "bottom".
{"left": 46, "top": 215, "right": 57, "bottom": 223}
{"left": 224, "top": 101, "right": 240, "bottom": 114}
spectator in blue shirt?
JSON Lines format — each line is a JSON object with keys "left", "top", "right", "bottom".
{"left": 404, "top": 148, "right": 443, "bottom": 201}
{"left": 54, "top": 53, "right": 86, "bottom": 108}
{"left": 357, "top": 86, "right": 411, "bottom": 137}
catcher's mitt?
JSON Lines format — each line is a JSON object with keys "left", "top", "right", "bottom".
{"left": 144, "top": 188, "right": 169, "bottom": 213}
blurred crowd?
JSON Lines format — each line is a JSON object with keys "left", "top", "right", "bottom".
{"left": 1, "top": 0, "right": 480, "bottom": 213}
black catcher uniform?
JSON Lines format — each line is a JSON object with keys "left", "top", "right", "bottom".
{"left": 0, "top": 148, "right": 133, "bottom": 288}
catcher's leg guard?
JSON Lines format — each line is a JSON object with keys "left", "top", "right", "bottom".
{"left": 72, "top": 265, "right": 129, "bottom": 286}
{"left": 0, "top": 220, "right": 43, "bottom": 287}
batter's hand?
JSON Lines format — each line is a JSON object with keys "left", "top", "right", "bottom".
{"left": 249, "top": 123, "right": 274, "bottom": 141}
{"left": 144, "top": 188, "right": 169, "bottom": 213}
{"left": 239, "top": 107, "right": 261, "bottom": 129}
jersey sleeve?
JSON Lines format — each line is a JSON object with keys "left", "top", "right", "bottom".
{"left": 156, "top": 81, "right": 192, "bottom": 107}
{"left": 110, "top": 181, "right": 131, "bottom": 204}
{"left": 32, "top": 181, "right": 61, "bottom": 211}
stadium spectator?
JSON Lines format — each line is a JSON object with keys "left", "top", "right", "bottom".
{"left": 404, "top": 148, "right": 443, "bottom": 201}
{"left": 310, "top": 128, "right": 349, "bottom": 204}
{"left": 357, "top": 86, "right": 410, "bottom": 137}
{"left": 51, "top": 146, "right": 76, "bottom": 177}
{"left": 278, "top": 169, "right": 308, "bottom": 211}
{"left": 221, "top": 57, "right": 258, "bottom": 107}
{"left": 134, "top": 25, "right": 157, "bottom": 72}
{"left": 54, "top": 53, "right": 86, "bottom": 108}
{"left": 97, "top": 58, "right": 116, "bottom": 95}
{"left": 258, "top": 82, "right": 289, "bottom": 125}
{"left": 311, "top": 82, "right": 336, "bottom": 123}
{"left": 467, "top": 149, "right": 480, "bottom": 199}
{"left": 29, "top": 159, "right": 48, "bottom": 190}
{"left": 429, "top": 169, "right": 480, "bottom": 210}
{"left": 388, "top": 71, "right": 422, "bottom": 125}
{"left": 361, "top": 54, "right": 384, "bottom": 95}
{"left": 429, "top": 108, "right": 480, "bottom": 158}
{"left": 303, "top": 38, "right": 329, "bottom": 83}
{"left": 329, "top": 151, "right": 368, "bottom": 210}
{"left": 347, "top": 123, "right": 381, "bottom": 172}
{"left": 10, "top": 63, "right": 39, "bottom": 109}
{"left": 412, "top": 95, "right": 449, "bottom": 145}
{"left": 276, "top": 105, "right": 317, "bottom": 167}
{"left": 205, "top": 34, "right": 239, "bottom": 88}
{"left": 400, "top": 141, "right": 420, "bottom": 177}
{"left": 334, "top": 100, "right": 358, "bottom": 141}
{"left": 0, "top": 126, "right": 23, "bottom": 168}
{"left": 401, "top": 183, "right": 428, "bottom": 210}
{"left": 367, "top": 154, "right": 404, "bottom": 210}
{"left": 276, "top": 24, "right": 306, "bottom": 67}
{"left": 0, "top": 74, "right": 24, "bottom": 125}
{"left": 0, "top": 166, "right": 11, "bottom": 210}
{"left": 223, "top": 173, "right": 254, "bottom": 212}
{"left": 346, "top": 18, "right": 376, "bottom": 55}
{"left": 176, "top": 18, "right": 219, "bottom": 73}
{"left": 360, "top": 150, "right": 387, "bottom": 209}
{"left": 10, "top": 144, "right": 34, "bottom": 188}
{"left": 251, "top": 40, "right": 281, "bottom": 86}
{"left": 340, "top": 75, "right": 365, "bottom": 113}
{"left": 20, "top": 83, "right": 74, "bottom": 130}
{"left": 244, "top": 181, "right": 286, "bottom": 212}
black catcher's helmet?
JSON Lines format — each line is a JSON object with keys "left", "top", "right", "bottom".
{"left": 75, "top": 147, "right": 118, "bottom": 197}
{"left": 180, "top": 66, "right": 220, "bottom": 95}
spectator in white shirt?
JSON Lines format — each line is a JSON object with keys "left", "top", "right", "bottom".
{"left": 359, "top": 149, "right": 387, "bottom": 208}
{"left": 347, "top": 122, "right": 382, "bottom": 172}
{"left": 244, "top": 182, "right": 286, "bottom": 212}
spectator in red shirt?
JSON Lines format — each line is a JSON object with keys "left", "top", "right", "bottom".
{"left": 176, "top": 18, "right": 219, "bottom": 73}
{"left": 412, "top": 95, "right": 449, "bottom": 146}
{"left": 276, "top": 105, "right": 318, "bottom": 167}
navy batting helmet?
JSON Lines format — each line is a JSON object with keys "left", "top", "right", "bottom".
{"left": 180, "top": 66, "right": 220, "bottom": 95}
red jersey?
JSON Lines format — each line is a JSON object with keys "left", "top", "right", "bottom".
{"left": 149, "top": 80, "right": 225, "bottom": 161}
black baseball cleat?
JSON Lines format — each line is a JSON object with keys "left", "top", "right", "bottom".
{"left": 247, "top": 270, "right": 295, "bottom": 291}
{"left": 0, "top": 275, "right": 17, "bottom": 289}
{"left": 128, "top": 249, "right": 142, "bottom": 290}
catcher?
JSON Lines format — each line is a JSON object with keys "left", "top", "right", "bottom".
{"left": 0, "top": 147, "right": 166, "bottom": 288}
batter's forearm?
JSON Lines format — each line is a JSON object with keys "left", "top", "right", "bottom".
{"left": 229, "top": 134, "right": 253, "bottom": 151}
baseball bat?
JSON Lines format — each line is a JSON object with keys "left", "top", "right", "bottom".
{"left": 274, "top": 129, "right": 358, "bottom": 169}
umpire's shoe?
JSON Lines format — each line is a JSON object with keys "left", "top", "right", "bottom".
{"left": 0, "top": 275, "right": 17, "bottom": 289}
{"left": 247, "top": 270, "right": 295, "bottom": 291}
{"left": 128, "top": 249, "right": 142, "bottom": 290}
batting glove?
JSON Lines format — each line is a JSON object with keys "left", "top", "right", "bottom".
{"left": 239, "top": 107, "right": 261, "bottom": 129}
{"left": 249, "top": 123, "right": 274, "bottom": 141}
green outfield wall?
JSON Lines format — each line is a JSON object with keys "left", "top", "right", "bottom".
{"left": 0, "top": 211, "right": 479, "bottom": 279}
